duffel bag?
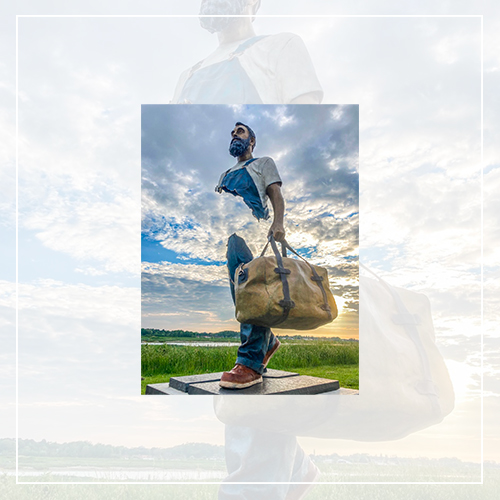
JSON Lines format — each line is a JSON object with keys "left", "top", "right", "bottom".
{"left": 234, "top": 235, "right": 338, "bottom": 330}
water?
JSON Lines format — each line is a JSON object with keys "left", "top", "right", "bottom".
{"left": 142, "top": 342, "right": 240, "bottom": 347}
{"left": 15, "top": 468, "right": 226, "bottom": 481}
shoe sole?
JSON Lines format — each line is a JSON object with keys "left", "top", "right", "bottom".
{"left": 219, "top": 376, "right": 263, "bottom": 390}
{"left": 263, "top": 338, "right": 281, "bottom": 368}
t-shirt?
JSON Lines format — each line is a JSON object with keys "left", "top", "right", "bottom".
{"left": 215, "top": 156, "right": 282, "bottom": 220}
{"left": 172, "top": 32, "right": 323, "bottom": 104}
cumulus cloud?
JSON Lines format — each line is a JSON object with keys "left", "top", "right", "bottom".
{"left": 18, "top": 279, "right": 139, "bottom": 328}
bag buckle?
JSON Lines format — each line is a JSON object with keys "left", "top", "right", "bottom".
{"left": 274, "top": 268, "right": 291, "bottom": 275}
{"left": 279, "top": 299, "right": 296, "bottom": 310}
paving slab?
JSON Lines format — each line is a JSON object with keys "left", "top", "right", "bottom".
{"left": 187, "top": 375, "right": 339, "bottom": 395}
{"left": 326, "top": 388, "right": 359, "bottom": 395}
{"left": 145, "top": 384, "right": 187, "bottom": 395}
{"left": 263, "top": 369, "right": 299, "bottom": 379}
{"left": 169, "top": 373, "right": 224, "bottom": 392}
{"left": 169, "top": 369, "right": 299, "bottom": 392}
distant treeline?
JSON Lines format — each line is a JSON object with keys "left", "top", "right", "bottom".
{"left": 141, "top": 329, "right": 238, "bottom": 339}
{"left": 0, "top": 438, "right": 487, "bottom": 469}
{"left": 0, "top": 438, "right": 224, "bottom": 461}
{"left": 141, "top": 329, "right": 358, "bottom": 342}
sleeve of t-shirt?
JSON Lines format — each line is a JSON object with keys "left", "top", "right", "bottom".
{"left": 275, "top": 34, "right": 324, "bottom": 104}
{"left": 258, "top": 157, "right": 282, "bottom": 190}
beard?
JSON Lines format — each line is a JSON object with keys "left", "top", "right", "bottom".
{"left": 229, "top": 137, "right": 251, "bottom": 158}
{"left": 199, "top": 0, "right": 249, "bottom": 34}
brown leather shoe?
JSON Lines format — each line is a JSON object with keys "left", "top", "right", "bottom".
{"left": 219, "top": 364, "right": 263, "bottom": 389}
{"left": 263, "top": 338, "right": 281, "bottom": 368}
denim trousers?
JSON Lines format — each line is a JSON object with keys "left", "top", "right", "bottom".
{"left": 226, "top": 233, "right": 277, "bottom": 374}
{"left": 219, "top": 425, "right": 315, "bottom": 499}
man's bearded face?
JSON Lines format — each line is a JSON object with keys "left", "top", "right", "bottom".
{"left": 229, "top": 136, "right": 251, "bottom": 158}
{"left": 199, "top": 0, "right": 249, "bottom": 34}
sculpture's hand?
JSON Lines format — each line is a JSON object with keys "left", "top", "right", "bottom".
{"left": 268, "top": 222, "right": 285, "bottom": 242}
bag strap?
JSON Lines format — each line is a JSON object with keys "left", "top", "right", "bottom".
{"left": 260, "top": 235, "right": 286, "bottom": 258}
{"left": 267, "top": 235, "right": 295, "bottom": 325}
{"left": 360, "top": 263, "right": 441, "bottom": 410}
{"left": 261, "top": 235, "right": 332, "bottom": 322}
{"left": 281, "top": 239, "right": 333, "bottom": 319}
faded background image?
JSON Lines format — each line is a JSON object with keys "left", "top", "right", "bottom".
{"left": 1, "top": 0, "right": 499, "bottom": 499}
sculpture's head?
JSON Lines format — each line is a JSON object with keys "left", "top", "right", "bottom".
{"left": 199, "top": 0, "right": 261, "bottom": 34}
{"left": 229, "top": 122, "right": 256, "bottom": 158}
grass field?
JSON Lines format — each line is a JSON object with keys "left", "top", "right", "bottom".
{"left": 1, "top": 463, "right": 495, "bottom": 499}
{"left": 141, "top": 342, "right": 358, "bottom": 394}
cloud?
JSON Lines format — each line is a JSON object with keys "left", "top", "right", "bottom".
{"left": 263, "top": 106, "right": 296, "bottom": 127}
{"left": 141, "top": 267, "right": 236, "bottom": 331}
{"left": 141, "top": 261, "right": 227, "bottom": 285}
{"left": 22, "top": 192, "right": 140, "bottom": 275}
{"left": 18, "top": 279, "right": 139, "bottom": 327}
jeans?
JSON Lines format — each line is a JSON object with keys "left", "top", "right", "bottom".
{"left": 219, "top": 425, "right": 316, "bottom": 500}
{"left": 226, "top": 233, "right": 277, "bottom": 374}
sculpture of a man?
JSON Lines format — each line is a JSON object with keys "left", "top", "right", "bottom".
{"left": 215, "top": 122, "right": 284, "bottom": 389}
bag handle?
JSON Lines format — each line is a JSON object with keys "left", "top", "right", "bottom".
{"left": 281, "top": 239, "right": 332, "bottom": 318}
{"left": 261, "top": 234, "right": 332, "bottom": 320}
{"left": 265, "top": 234, "right": 295, "bottom": 325}
{"left": 360, "top": 262, "right": 441, "bottom": 406}
{"left": 260, "top": 234, "right": 287, "bottom": 258}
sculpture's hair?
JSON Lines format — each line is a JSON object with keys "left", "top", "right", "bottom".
{"left": 235, "top": 122, "right": 256, "bottom": 151}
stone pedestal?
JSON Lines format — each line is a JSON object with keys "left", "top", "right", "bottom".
{"left": 145, "top": 369, "right": 350, "bottom": 395}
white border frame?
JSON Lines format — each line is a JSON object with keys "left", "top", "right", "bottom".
{"left": 15, "top": 13, "right": 484, "bottom": 486}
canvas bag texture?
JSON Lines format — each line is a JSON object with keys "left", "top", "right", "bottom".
{"left": 234, "top": 237, "right": 338, "bottom": 330}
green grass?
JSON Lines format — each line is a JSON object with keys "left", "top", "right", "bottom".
{"left": 142, "top": 345, "right": 238, "bottom": 376}
{"left": 288, "top": 365, "right": 359, "bottom": 389}
{"left": 142, "top": 342, "right": 358, "bottom": 394}
{"left": 1, "top": 465, "right": 494, "bottom": 498}
{"left": 142, "top": 342, "right": 358, "bottom": 375}
{"left": 270, "top": 342, "right": 359, "bottom": 368}
{"left": 142, "top": 373, "right": 186, "bottom": 395}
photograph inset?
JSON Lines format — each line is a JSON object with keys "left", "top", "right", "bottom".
{"left": 141, "top": 104, "right": 359, "bottom": 395}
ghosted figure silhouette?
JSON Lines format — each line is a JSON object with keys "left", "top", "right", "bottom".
{"left": 170, "top": 4, "right": 454, "bottom": 497}
{"left": 172, "top": 0, "right": 323, "bottom": 104}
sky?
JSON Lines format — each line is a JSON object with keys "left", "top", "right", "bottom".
{"left": 141, "top": 104, "right": 359, "bottom": 338}
{"left": 1, "top": 2, "right": 499, "bottom": 490}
